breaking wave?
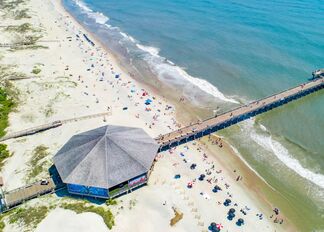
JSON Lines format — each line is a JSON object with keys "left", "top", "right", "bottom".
{"left": 71, "top": 0, "right": 238, "bottom": 105}
{"left": 136, "top": 44, "right": 160, "bottom": 57}
{"left": 120, "top": 32, "right": 136, "bottom": 43}
{"left": 73, "top": 0, "right": 109, "bottom": 24}
{"left": 242, "top": 119, "right": 324, "bottom": 189}
{"left": 135, "top": 44, "right": 239, "bottom": 104}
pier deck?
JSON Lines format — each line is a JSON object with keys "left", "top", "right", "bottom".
{"left": 3, "top": 178, "right": 55, "bottom": 209}
{"left": 157, "top": 77, "right": 324, "bottom": 152}
{"left": 0, "top": 111, "right": 111, "bottom": 142}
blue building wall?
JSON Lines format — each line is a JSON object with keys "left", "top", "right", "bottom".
{"left": 67, "top": 184, "right": 109, "bottom": 198}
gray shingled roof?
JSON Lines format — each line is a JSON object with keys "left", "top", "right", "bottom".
{"left": 53, "top": 125, "right": 159, "bottom": 189}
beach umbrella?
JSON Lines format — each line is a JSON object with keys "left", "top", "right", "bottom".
{"left": 229, "top": 208, "right": 235, "bottom": 214}
{"left": 208, "top": 222, "right": 217, "bottom": 231}
{"left": 199, "top": 174, "right": 205, "bottom": 181}
{"left": 236, "top": 218, "right": 244, "bottom": 226}
{"left": 223, "top": 199, "right": 231, "bottom": 206}
{"left": 174, "top": 174, "right": 181, "bottom": 179}
{"left": 227, "top": 213, "right": 235, "bottom": 220}
{"left": 216, "top": 223, "right": 223, "bottom": 229}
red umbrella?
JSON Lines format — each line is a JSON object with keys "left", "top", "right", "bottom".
{"left": 216, "top": 223, "right": 223, "bottom": 229}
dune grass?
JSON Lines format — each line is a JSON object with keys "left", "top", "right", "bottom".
{"left": 61, "top": 202, "right": 115, "bottom": 229}
{"left": 0, "top": 205, "right": 49, "bottom": 232}
{"left": 26, "top": 145, "right": 50, "bottom": 181}
{"left": 0, "top": 87, "right": 16, "bottom": 137}
{"left": 0, "top": 215, "right": 5, "bottom": 232}
{"left": 7, "top": 206, "right": 49, "bottom": 232}
{"left": 5, "top": 23, "right": 37, "bottom": 33}
{"left": 13, "top": 9, "right": 31, "bottom": 20}
{"left": 105, "top": 198, "right": 118, "bottom": 206}
{"left": 31, "top": 67, "right": 41, "bottom": 75}
{"left": 0, "top": 143, "right": 11, "bottom": 171}
{"left": 0, "top": 0, "right": 25, "bottom": 10}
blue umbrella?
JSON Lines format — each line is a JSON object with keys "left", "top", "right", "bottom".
{"left": 174, "top": 174, "right": 181, "bottom": 179}
{"left": 236, "top": 218, "right": 244, "bottom": 226}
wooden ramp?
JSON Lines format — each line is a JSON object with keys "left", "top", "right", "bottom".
{"left": 0, "top": 111, "right": 111, "bottom": 142}
{"left": 157, "top": 77, "right": 324, "bottom": 152}
{"left": 4, "top": 178, "right": 55, "bottom": 209}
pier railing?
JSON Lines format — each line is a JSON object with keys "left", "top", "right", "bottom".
{"left": 157, "top": 77, "right": 324, "bottom": 152}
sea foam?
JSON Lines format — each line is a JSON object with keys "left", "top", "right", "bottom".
{"left": 73, "top": 0, "right": 109, "bottom": 24}
{"left": 136, "top": 44, "right": 160, "bottom": 57}
{"left": 120, "top": 32, "right": 136, "bottom": 43}
{"left": 72, "top": 0, "right": 238, "bottom": 105}
{"left": 136, "top": 44, "right": 239, "bottom": 104}
{"left": 243, "top": 119, "right": 324, "bottom": 189}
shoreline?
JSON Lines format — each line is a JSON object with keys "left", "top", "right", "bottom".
{"left": 58, "top": 0, "right": 296, "bottom": 230}
{"left": 0, "top": 0, "right": 302, "bottom": 231}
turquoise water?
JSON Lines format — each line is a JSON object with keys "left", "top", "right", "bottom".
{"left": 62, "top": 0, "right": 324, "bottom": 229}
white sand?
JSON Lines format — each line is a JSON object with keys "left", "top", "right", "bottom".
{"left": 35, "top": 208, "right": 109, "bottom": 232}
{"left": 0, "top": 0, "right": 293, "bottom": 231}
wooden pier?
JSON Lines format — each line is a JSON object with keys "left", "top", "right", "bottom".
{"left": 156, "top": 77, "right": 324, "bottom": 152}
{"left": 2, "top": 178, "right": 56, "bottom": 210}
{"left": 0, "top": 111, "right": 111, "bottom": 142}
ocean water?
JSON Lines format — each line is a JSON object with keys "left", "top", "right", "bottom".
{"left": 62, "top": 0, "right": 324, "bottom": 230}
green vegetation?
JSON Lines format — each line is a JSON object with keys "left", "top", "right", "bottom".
{"left": 0, "top": 63, "right": 26, "bottom": 81}
{"left": 0, "top": 214, "right": 5, "bottom": 232}
{"left": 5, "top": 23, "right": 37, "bottom": 33}
{"left": 31, "top": 67, "right": 41, "bottom": 75}
{"left": 0, "top": 143, "right": 11, "bottom": 171}
{"left": 61, "top": 202, "right": 115, "bottom": 229}
{"left": 105, "top": 198, "right": 117, "bottom": 206}
{"left": 26, "top": 145, "right": 50, "bottom": 181}
{"left": 13, "top": 9, "right": 31, "bottom": 20}
{"left": 0, "top": 87, "right": 16, "bottom": 137}
{"left": 43, "top": 107, "right": 54, "bottom": 117}
{"left": 0, "top": 0, "right": 25, "bottom": 10}
{"left": 10, "top": 35, "right": 47, "bottom": 51}
{"left": 128, "top": 199, "right": 137, "bottom": 210}
{"left": 8, "top": 206, "right": 49, "bottom": 231}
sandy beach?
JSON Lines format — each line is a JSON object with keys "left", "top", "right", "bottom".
{"left": 0, "top": 0, "right": 297, "bottom": 231}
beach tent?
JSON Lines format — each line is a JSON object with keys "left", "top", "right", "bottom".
{"left": 54, "top": 125, "right": 160, "bottom": 199}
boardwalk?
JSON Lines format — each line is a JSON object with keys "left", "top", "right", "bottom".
{"left": 157, "top": 77, "right": 324, "bottom": 152}
{"left": 3, "top": 178, "right": 55, "bottom": 209}
{"left": 0, "top": 111, "right": 111, "bottom": 142}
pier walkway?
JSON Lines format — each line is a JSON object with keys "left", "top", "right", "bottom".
{"left": 2, "top": 178, "right": 56, "bottom": 210}
{"left": 156, "top": 77, "right": 324, "bottom": 152}
{"left": 0, "top": 111, "right": 111, "bottom": 142}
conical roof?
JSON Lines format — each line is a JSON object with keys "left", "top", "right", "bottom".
{"left": 53, "top": 125, "right": 160, "bottom": 189}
